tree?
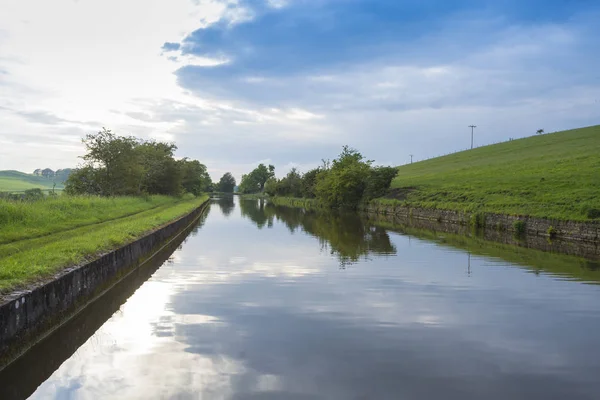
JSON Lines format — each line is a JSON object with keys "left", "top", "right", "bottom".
{"left": 238, "top": 164, "right": 275, "bottom": 194}
{"left": 314, "top": 146, "right": 372, "bottom": 208}
{"left": 218, "top": 172, "right": 236, "bottom": 193}
{"left": 65, "top": 128, "right": 208, "bottom": 197}
{"left": 180, "top": 159, "right": 210, "bottom": 196}
{"left": 537, "top": 129, "right": 544, "bottom": 135}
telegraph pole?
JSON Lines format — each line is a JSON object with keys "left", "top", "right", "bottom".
{"left": 409, "top": 154, "right": 413, "bottom": 164}
{"left": 468, "top": 125, "right": 477, "bottom": 149}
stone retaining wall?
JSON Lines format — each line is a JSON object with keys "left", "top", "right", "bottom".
{"left": 366, "top": 204, "right": 599, "bottom": 243}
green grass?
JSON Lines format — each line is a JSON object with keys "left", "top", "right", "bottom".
{"left": 385, "top": 125, "right": 600, "bottom": 221}
{"left": 0, "top": 195, "right": 178, "bottom": 244}
{"left": 0, "top": 195, "right": 208, "bottom": 294}
{"left": 0, "top": 170, "right": 64, "bottom": 192}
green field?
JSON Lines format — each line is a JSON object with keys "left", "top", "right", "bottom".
{"left": 382, "top": 125, "right": 600, "bottom": 221}
{"left": 0, "top": 170, "right": 64, "bottom": 192}
{"left": 0, "top": 195, "right": 208, "bottom": 294}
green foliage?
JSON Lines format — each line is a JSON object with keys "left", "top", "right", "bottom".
{"left": 239, "top": 164, "right": 275, "bottom": 194}
{"left": 65, "top": 128, "right": 209, "bottom": 197}
{"left": 513, "top": 220, "right": 526, "bottom": 234}
{"left": 301, "top": 168, "right": 321, "bottom": 198}
{"left": 180, "top": 159, "right": 211, "bottom": 196}
{"left": 547, "top": 226, "right": 557, "bottom": 238}
{"left": 263, "top": 147, "right": 396, "bottom": 209}
{"left": 363, "top": 166, "right": 398, "bottom": 201}
{"left": 217, "top": 172, "right": 236, "bottom": 193}
{"left": 390, "top": 125, "right": 600, "bottom": 221}
{"left": 314, "top": 146, "right": 372, "bottom": 209}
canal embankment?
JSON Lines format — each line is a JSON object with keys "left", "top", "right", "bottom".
{"left": 0, "top": 196, "right": 209, "bottom": 368}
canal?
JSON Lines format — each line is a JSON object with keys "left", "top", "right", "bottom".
{"left": 1, "top": 196, "right": 600, "bottom": 399}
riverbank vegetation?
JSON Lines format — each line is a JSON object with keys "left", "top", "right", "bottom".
{"left": 382, "top": 125, "right": 600, "bottom": 221}
{"left": 65, "top": 128, "right": 211, "bottom": 196}
{"left": 241, "top": 146, "right": 397, "bottom": 209}
{"left": 0, "top": 128, "right": 214, "bottom": 294}
{"left": 0, "top": 195, "right": 178, "bottom": 244}
{"left": 0, "top": 195, "right": 208, "bottom": 294}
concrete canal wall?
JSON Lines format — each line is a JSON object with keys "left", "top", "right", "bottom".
{"left": 0, "top": 199, "right": 209, "bottom": 367}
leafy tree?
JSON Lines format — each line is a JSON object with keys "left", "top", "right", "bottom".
{"left": 301, "top": 167, "right": 321, "bottom": 198}
{"left": 79, "top": 128, "right": 143, "bottom": 196}
{"left": 218, "top": 172, "right": 236, "bottom": 193}
{"left": 239, "top": 164, "right": 275, "bottom": 193}
{"left": 536, "top": 129, "right": 544, "bottom": 135}
{"left": 363, "top": 166, "right": 398, "bottom": 200}
{"left": 180, "top": 159, "right": 210, "bottom": 196}
{"left": 138, "top": 140, "right": 181, "bottom": 196}
{"left": 65, "top": 128, "right": 208, "bottom": 197}
{"left": 314, "top": 146, "right": 372, "bottom": 208}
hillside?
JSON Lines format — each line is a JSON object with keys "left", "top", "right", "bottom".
{"left": 0, "top": 170, "right": 65, "bottom": 192}
{"left": 386, "top": 125, "right": 600, "bottom": 221}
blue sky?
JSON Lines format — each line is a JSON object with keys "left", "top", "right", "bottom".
{"left": 0, "top": 0, "right": 598, "bottom": 180}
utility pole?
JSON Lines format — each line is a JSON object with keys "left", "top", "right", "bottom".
{"left": 468, "top": 125, "right": 477, "bottom": 149}
{"left": 409, "top": 154, "right": 413, "bottom": 164}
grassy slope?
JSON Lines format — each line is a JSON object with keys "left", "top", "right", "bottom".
{"left": 0, "top": 195, "right": 208, "bottom": 294}
{"left": 0, "top": 170, "right": 64, "bottom": 192}
{"left": 0, "top": 195, "right": 177, "bottom": 244}
{"left": 385, "top": 125, "right": 600, "bottom": 221}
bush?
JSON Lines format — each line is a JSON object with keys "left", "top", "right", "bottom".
{"left": 513, "top": 220, "right": 526, "bottom": 235}
{"left": 363, "top": 166, "right": 398, "bottom": 201}
{"left": 547, "top": 226, "right": 557, "bottom": 238}
{"left": 587, "top": 208, "right": 600, "bottom": 219}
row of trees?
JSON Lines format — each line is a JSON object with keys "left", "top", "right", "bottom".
{"left": 65, "top": 128, "right": 211, "bottom": 196}
{"left": 241, "top": 146, "right": 398, "bottom": 209}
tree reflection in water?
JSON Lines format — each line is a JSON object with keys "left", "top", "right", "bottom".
{"left": 239, "top": 199, "right": 396, "bottom": 268}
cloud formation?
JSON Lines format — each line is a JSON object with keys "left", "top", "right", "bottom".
{"left": 0, "top": 0, "right": 598, "bottom": 180}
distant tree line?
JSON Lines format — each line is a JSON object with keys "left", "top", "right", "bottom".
{"left": 65, "top": 128, "right": 211, "bottom": 196}
{"left": 33, "top": 168, "right": 73, "bottom": 181}
{"left": 240, "top": 146, "right": 398, "bottom": 209}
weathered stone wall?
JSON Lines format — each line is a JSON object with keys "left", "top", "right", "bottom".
{"left": 365, "top": 204, "right": 599, "bottom": 243}
{"left": 0, "top": 200, "right": 209, "bottom": 363}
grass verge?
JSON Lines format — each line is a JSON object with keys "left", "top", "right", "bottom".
{"left": 0, "top": 195, "right": 208, "bottom": 294}
{"left": 0, "top": 195, "right": 178, "bottom": 244}
{"left": 384, "top": 125, "right": 600, "bottom": 221}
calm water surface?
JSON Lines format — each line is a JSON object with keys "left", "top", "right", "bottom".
{"left": 2, "top": 196, "right": 600, "bottom": 399}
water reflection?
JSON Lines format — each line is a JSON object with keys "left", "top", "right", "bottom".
{"left": 240, "top": 199, "right": 396, "bottom": 268}
{"left": 3, "top": 196, "right": 600, "bottom": 399}
{"left": 215, "top": 195, "right": 235, "bottom": 217}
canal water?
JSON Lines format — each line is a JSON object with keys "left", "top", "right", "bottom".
{"left": 2, "top": 196, "right": 600, "bottom": 399}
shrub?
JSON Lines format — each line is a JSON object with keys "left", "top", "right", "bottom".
{"left": 587, "top": 208, "right": 600, "bottom": 219}
{"left": 513, "top": 220, "right": 526, "bottom": 234}
{"left": 547, "top": 226, "right": 557, "bottom": 238}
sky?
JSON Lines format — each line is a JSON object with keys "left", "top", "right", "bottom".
{"left": 1, "top": 0, "right": 599, "bottom": 182}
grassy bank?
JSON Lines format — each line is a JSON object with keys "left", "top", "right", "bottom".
{"left": 0, "top": 195, "right": 208, "bottom": 294}
{"left": 0, "top": 195, "right": 178, "bottom": 244}
{"left": 381, "top": 125, "right": 600, "bottom": 221}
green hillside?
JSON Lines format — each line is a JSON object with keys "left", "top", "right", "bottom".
{"left": 386, "top": 125, "right": 600, "bottom": 221}
{"left": 0, "top": 170, "right": 65, "bottom": 192}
